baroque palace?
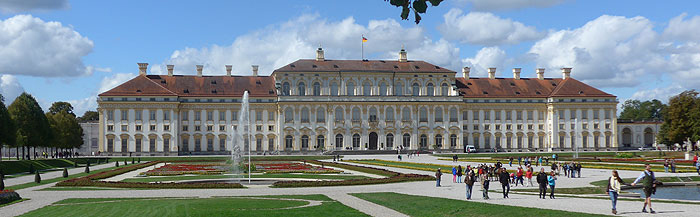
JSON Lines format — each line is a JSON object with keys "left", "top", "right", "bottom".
{"left": 97, "top": 48, "right": 622, "bottom": 156}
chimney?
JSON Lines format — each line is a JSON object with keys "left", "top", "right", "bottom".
{"left": 138, "top": 63, "right": 148, "bottom": 75}
{"left": 225, "top": 65, "right": 232, "bottom": 76}
{"left": 252, "top": 65, "right": 259, "bottom": 76}
{"left": 166, "top": 65, "right": 174, "bottom": 76}
{"left": 316, "top": 47, "right": 325, "bottom": 61}
{"left": 513, "top": 68, "right": 521, "bottom": 80}
{"left": 196, "top": 65, "right": 203, "bottom": 77}
{"left": 536, "top": 68, "right": 545, "bottom": 80}
{"left": 462, "top": 67, "right": 470, "bottom": 79}
{"left": 488, "top": 67, "right": 496, "bottom": 79}
{"left": 398, "top": 48, "right": 407, "bottom": 62}
{"left": 561, "top": 67, "right": 572, "bottom": 79}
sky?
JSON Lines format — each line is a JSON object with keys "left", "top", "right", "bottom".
{"left": 1, "top": 0, "right": 700, "bottom": 116}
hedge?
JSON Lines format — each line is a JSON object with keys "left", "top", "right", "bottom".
{"left": 0, "top": 159, "right": 74, "bottom": 175}
{"left": 0, "top": 190, "right": 21, "bottom": 205}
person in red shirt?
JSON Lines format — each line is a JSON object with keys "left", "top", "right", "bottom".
{"left": 526, "top": 167, "right": 534, "bottom": 187}
{"left": 515, "top": 167, "right": 524, "bottom": 186}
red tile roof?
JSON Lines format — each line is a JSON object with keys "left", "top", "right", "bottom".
{"left": 273, "top": 59, "right": 455, "bottom": 73}
{"left": 99, "top": 75, "right": 277, "bottom": 97}
{"left": 456, "top": 77, "right": 614, "bottom": 98}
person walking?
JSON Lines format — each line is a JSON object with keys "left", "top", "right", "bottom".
{"left": 516, "top": 167, "right": 524, "bottom": 186}
{"left": 536, "top": 168, "right": 548, "bottom": 199}
{"left": 608, "top": 170, "right": 625, "bottom": 215}
{"left": 452, "top": 166, "right": 457, "bottom": 183}
{"left": 481, "top": 172, "right": 490, "bottom": 199}
{"left": 576, "top": 162, "right": 582, "bottom": 178}
{"left": 435, "top": 168, "right": 443, "bottom": 187}
{"left": 457, "top": 165, "right": 463, "bottom": 183}
{"left": 671, "top": 159, "right": 676, "bottom": 173}
{"left": 663, "top": 159, "right": 669, "bottom": 173}
{"left": 538, "top": 156, "right": 543, "bottom": 167}
{"left": 465, "top": 168, "right": 475, "bottom": 200}
{"left": 499, "top": 168, "right": 511, "bottom": 198}
{"left": 509, "top": 157, "right": 513, "bottom": 167}
{"left": 631, "top": 164, "right": 657, "bottom": 214}
{"left": 548, "top": 171, "right": 557, "bottom": 199}
{"left": 526, "top": 167, "right": 534, "bottom": 187}
{"left": 695, "top": 160, "right": 700, "bottom": 175}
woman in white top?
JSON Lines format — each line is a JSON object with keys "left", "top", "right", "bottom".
{"left": 608, "top": 170, "right": 625, "bottom": 215}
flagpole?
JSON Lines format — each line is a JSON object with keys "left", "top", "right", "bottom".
{"left": 361, "top": 34, "right": 364, "bottom": 60}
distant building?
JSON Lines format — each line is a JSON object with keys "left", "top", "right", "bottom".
{"left": 78, "top": 122, "right": 100, "bottom": 156}
{"left": 97, "top": 47, "right": 619, "bottom": 156}
{"left": 616, "top": 119, "right": 662, "bottom": 150}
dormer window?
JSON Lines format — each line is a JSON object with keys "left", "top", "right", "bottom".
{"left": 290, "top": 64, "right": 295, "bottom": 68}
{"left": 333, "top": 65, "right": 339, "bottom": 68}
{"left": 536, "top": 91, "right": 541, "bottom": 95}
{"left": 136, "top": 89, "right": 142, "bottom": 93}
{"left": 435, "top": 66, "right": 440, "bottom": 69}
{"left": 211, "top": 90, "right": 217, "bottom": 94}
{"left": 184, "top": 89, "right": 189, "bottom": 93}
{"left": 510, "top": 82, "right": 515, "bottom": 86}
{"left": 312, "top": 65, "right": 317, "bottom": 68}
{"left": 211, "top": 80, "right": 216, "bottom": 84}
{"left": 394, "top": 65, "right": 399, "bottom": 69}
{"left": 578, "top": 91, "right": 584, "bottom": 94}
{"left": 161, "top": 80, "right": 166, "bottom": 84}
{"left": 515, "top": 91, "right": 520, "bottom": 95}
{"left": 483, "top": 91, "right": 488, "bottom": 94}
{"left": 256, "top": 80, "right": 262, "bottom": 85}
{"left": 414, "top": 66, "right": 420, "bottom": 69}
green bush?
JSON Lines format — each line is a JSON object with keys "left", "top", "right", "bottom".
{"left": 615, "top": 152, "right": 635, "bottom": 158}
{"left": 85, "top": 165, "right": 90, "bottom": 174}
{"left": 132, "top": 158, "right": 135, "bottom": 164}
{"left": 62, "top": 168, "right": 68, "bottom": 178}
{"left": 34, "top": 171, "right": 41, "bottom": 183}
{"left": 1, "top": 177, "right": 4, "bottom": 191}
{"left": 74, "top": 162, "right": 78, "bottom": 168}
{"left": 0, "top": 159, "right": 74, "bottom": 175}
{"left": 115, "top": 161, "right": 119, "bottom": 167}
{"left": 28, "top": 164, "right": 35, "bottom": 174}
{"left": 0, "top": 190, "right": 21, "bottom": 205}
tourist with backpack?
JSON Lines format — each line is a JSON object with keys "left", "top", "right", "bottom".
{"left": 631, "top": 164, "right": 657, "bottom": 214}
{"left": 536, "top": 168, "right": 548, "bottom": 199}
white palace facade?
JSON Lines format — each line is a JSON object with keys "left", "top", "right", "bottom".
{"left": 97, "top": 48, "right": 619, "bottom": 156}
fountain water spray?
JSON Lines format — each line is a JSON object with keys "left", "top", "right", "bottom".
{"left": 231, "top": 91, "right": 251, "bottom": 183}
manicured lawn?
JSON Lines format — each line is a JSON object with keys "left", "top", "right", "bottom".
{"left": 21, "top": 195, "right": 367, "bottom": 217}
{"left": 7, "top": 165, "right": 117, "bottom": 190}
{"left": 351, "top": 192, "right": 605, "bottom": 217}
{"left": 349, "top": 159, "right": 446, "bottom": 171}
{"left": 437, "top": 151, "right": 618, "bottom": 159}
{"left": 120, "top": 173, "right": 371, "bottom": 183}
{"left": 106, "top": 155, "right": 334, "bottom": 163}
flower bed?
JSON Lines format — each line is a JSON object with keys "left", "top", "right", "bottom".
{"left": 255, "top": 162, "right": 340, "bottom": 174}
{"left": 0, "top": 190, "right": 21, "bottom": 205}
{"left": 271, "top": 161, "right": 432, "bottom": 188}
{"left": 141, "top": 164, "right": 224, "bottom": 176}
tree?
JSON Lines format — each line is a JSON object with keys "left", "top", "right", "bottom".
{"left": 386, "top": 0, "right": 443, "bottom": 24}
{"left": 657, "top": 90, "right": 700, "bottom": 146}
{"left": 8, "top": 93, "right": 52, "bottom": 160}
{"left": 77, "top": 110, "right": 99, "bottom": 122}
{"left": 47, "top": 107, "right": 84, "bottom": 154}
{"left": 619, "top": 99, "right": 667, "bottom": 120}
{"left": 48, "top": 101, "right": 75, "bottom": 117}
{"left": 0, "top": 94, "right": 16, "bottom": 162}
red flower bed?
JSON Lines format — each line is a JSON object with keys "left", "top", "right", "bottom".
{"left": 254, "top": 162, "right": 338, "bottom": 173}
{"left": 142, "top": 164, "right": 224, "bottom": 176}
{"left": 0, "top": 190, "right": 21, "bottom": 205}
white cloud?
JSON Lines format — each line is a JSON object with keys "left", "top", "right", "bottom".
{"left": 663, "top": 13, "right": 700, "bottom": 41}
{"left": 462, "top": 46, "right": 508, "bottom": 77}
{"left": 0, "top": 74, "right": 25, "bottom": 103}
{"left": 528, "top": 15, "right": 666, "bottom": 88}
{"left": 0, "top": 0, "right": 68, "bottom": 13}
{"left": 0, "top": 15, "right": 94, "bottom": 77}
{"left": 438, "top": 9, "right": 543, "bottom": 46}
{"left": 460, "top": 0, "right": 565, "bottom": 11}
{"left": 629, "top": 85, "right": 685, "bottom": 103}
{"left": 99, "top": 73, "right": 136, "bottom": 94}
{"left": 68, "top": 96, "right": 97, "bottom": 117}
{"left": 150, "top": 14, "right": 462, "bottom": 76}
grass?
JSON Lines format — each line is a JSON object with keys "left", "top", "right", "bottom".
{"left": 351, "top": 192, "right": 605, "bottom": 217}
{"left": 510, "top": 176, "right": 700, "bottom": 195}
{"left": 39, "top": 187, "right": 145, "bottom": 191}
{"left": 7, "top": 165, "right": 117, "bottom": 190}
{"left": 0, "top": 158, "right": 110, "bottom": 175}
{"left": 105, "top": 155, "right": 334, "bottom": 163}
{"left": 21, "top": 195, "right": 368, "bottom": 217}
{"left": 0, "top": 198, "right": 29, "bottom": 208}
{"left": 120, "top": 173, "right": 371, "bottom": 183}
{"left": 436, "top": 151, "right": 619, "bottom": 159}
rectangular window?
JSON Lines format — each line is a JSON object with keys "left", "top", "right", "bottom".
{"left": 107, "top": 138, "right": 114, "bottom": 152}
{"left": 594, "top": 110, "right": 600, "bottom": 119}
{"left": 182, "top": 111, "right": 188, "bottom": 121}
{"left": 495, "top": 124, "right": 501, "bottom": 130}
{"left": 164, "top": 125, "right": 170, "bottom": 131}
{"left": 527, "top": 124, "right": 533, "bottom": 130}
{"left": 121, "top": 125, "right": 128, "bottom": 131}
{"left": 506, "top": 124, "right": 512, "bottom": 130}
{"left": 107, "top": 125, "right": 114, "bottom": 131}
{"left": 497, "top": 110, "right": 503, "bottom": 120}
{"left": 256, "top": 125, "right": 262, "bottom": 131}
{"left": 517, "top": 124, "right": 522, "bottom": 130}
{"left": 571, "top": 110, "right": 576, "bottom": 120}
{"left": 207, "top": 111, "right": 213, "bottom": 121}
{"left": 538, "top": 124, "right": 544, "bottom": 130}
{"left": 150, "top": 110, "right": 156, "bottom": 120}
{"left": 107, "top": 110, "right": 114, "bottom": 120}
{"left": 195, "top": 126, "right": 201, "bottom": 131}
{"left": 463, "top": 111, "right": 469, "bottom": 120}
{"left": 195, "top": 111, "right": 201, "bottom": 121}
{"left": 594, "top": 123, "right": 600, "bottom": 129}
{"left": 164, "top": 138, "right": 170, "bottom": 152}
{"left": 538, "top": 136, "right": 544, "bottom": 148}
{"left": 594, "top": 135, "right": 600, "bottom": 147}
{"left": 558, "top": 110, "right": 564, "bottom": 120}
{"left": 559, "top": 135, "right": 565, "bottom": 147}
{"left": 527, "top": 111, "right": 533, "bottom": 120}
{"left": 220, "top": 138, "right": 226, "bottom": 151}
{"left": 605, "top": 135, "right": 611, "bottom": 147}
{"left": 207, "top": 125, "right": 213, "bottom": 131}
{"left": 473, "top": 125, "right": 479, "bottom": 130}
{"left": 570, "top": 123, "right": 575, "bottom": 130}
{"left": 231, "top": 111, "right": 238, "bottom": 121}
{"left": 163, "top": 111, "right": 170, "bottom": 120}
{"left": 484, "top": 111, "right": 490, "bottom": 121}
{"left": 135, "top": 125, "right": 142, "bottom": 131}
{"left": 559, "top": 124, "right": 564, "bottom": 130}
{"left": 150, "top": 138, "right": 156, "bottom": 152}
{"left": 539, "top": 111, "right": 544, "bottom": 120}
{"left": 268, "top": 111, "right": 275, "bottom": 121}
{"left": 582, "top": 123, "right": 588, "bottom": 129}
{"left": 605, "top": 110, "right": 611, "bottom": 119}
{"left": 582, "top": 110, "right": 588, "bottom": 119}
{"left": 219, "top": 111, "right": 225, "bottom": 121}
{"left": 269, "top": 125, "right": 274, "bottom": 131}
{"left": 582, "top": 136, "right": 588, "bottom": 147}
{"left": 121, "top": 110, "right": 128, "bottom": 120}
{"left": 516, "top": 111, "right": 522, "bottom": 120}
{"left": 605, "top": 123, "right": 611, "bottom": 129}
{"left": 150, "top": 125, "right": 156, "bottom": 131}
{"left": 135, "top": 139, "right": 141, "bottom": 152}
{"left": 219, "top": 125, "right": 225, "bottom": 131}
{"left": 182, "top": 125, "right": 189, "bottom": 131}
{"left": 256, "top": 111, "right": 262, "bottom": 121}
{"left": 484, "top": 124, "right": 490, "bottom": 130}
{"left": 135, "top": 110, "right": 142, "bottom": 120}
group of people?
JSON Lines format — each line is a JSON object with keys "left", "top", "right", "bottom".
{"left": 507, "top": 156, "right": 551, "bottom": 168}
{"left": 663, "top": 158, "right": 677, "bottom": 173}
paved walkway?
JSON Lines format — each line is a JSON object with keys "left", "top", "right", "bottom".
{"left": 4, "top": 163, "right": 113, "bottom": 187}
{"left": 2, "top": 156, "right": 699, "bottom": 217}
{"left": 103, "top": 163, "right": 164, "bottom": 182}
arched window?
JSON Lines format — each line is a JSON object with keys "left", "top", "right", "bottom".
{"left": 435, "top": 134, "right": 443, "bottom": 147}
{"left": 386, "top": 107, "right": 394, "bottom": 121}
{"left": 363, "top": 81, "right": 371, "bottom": 96}
{"left": 449, "top": 108, "right": 458, "bottom": 122}
{"left": 412, "top": 83, "right": 420, "bottom": 96}
{"left": 352, "top": 107, "right": 361, "bottom": 121}
{"left": 313, "top": 82, "right": 321, "bottom": 96}
{"left": 298, "top": 82, "right": 306, "bottom": 96}
{"left": 282, "top": 82, "right": 290, "bottom": 96}
{"left": 403, "top": 133, "right": 411, "bottom": 147}
{"left": 395, "top": 82, "right": 403, "bottom": 96}
{"left": 285, "top": 135, "right": 293, "bottom": 149}
{"left": 301, "top": 107, "right": 309, "bottom": 123}
{"left": 419, "top": 107, "right": 428, "bottom": 122}
{"left": 335, "top": 107, "right": 344, "bottom": 121}
{"left": 347, "top": 82, "right": 355, "bottom": 96}
{"left": 379, "top": 82, "right": 387, "bottom": 96}
{"left": 427, "top": 83, "right": 434, "bottom": 96}
{"left": 335, "top": 134, "right": 343, "bottom": 148}
{"left": 369, "top": 107, "right": 377, "bottom": 122}
{"left": 402, "top": 107, "right": 411, "bottom": 121}
{"left": 435, "top": 107, "right": 443, "bottom": 122}
{"left": 316, "top": 135, "right": 324, "bottom": 149}
{"left": 316, "top": 107, "right": 325, "bottom": 123}
{"left": 450, "top": 134, "right": 457, "bottom": 147}
{"left": 301, "top": 135, "right": 309, "bottom": 149}
{"left": 420, "top": 134, "right": 428, "bottom": 147}
{"left": 284, "top": 108, "right": 293, "bottom": 123}
{"left": 330, "top": 82, "right": 338, "bottom": 96}
{"left": 441, "top": 83, "right": 449, "bottom": 96}
{"left": 386, "top": 133, "right": 394, "bottom": 148}
{"left": 352, "top": 134, "right": 361, "bottom": 148}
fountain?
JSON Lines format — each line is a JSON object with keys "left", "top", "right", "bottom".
{"left": 231, "top": 91, "right": 251, "bottom": 183}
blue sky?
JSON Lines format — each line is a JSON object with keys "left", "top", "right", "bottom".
{"left": 1, "top": 0, "right": 699, "bottom": 116}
